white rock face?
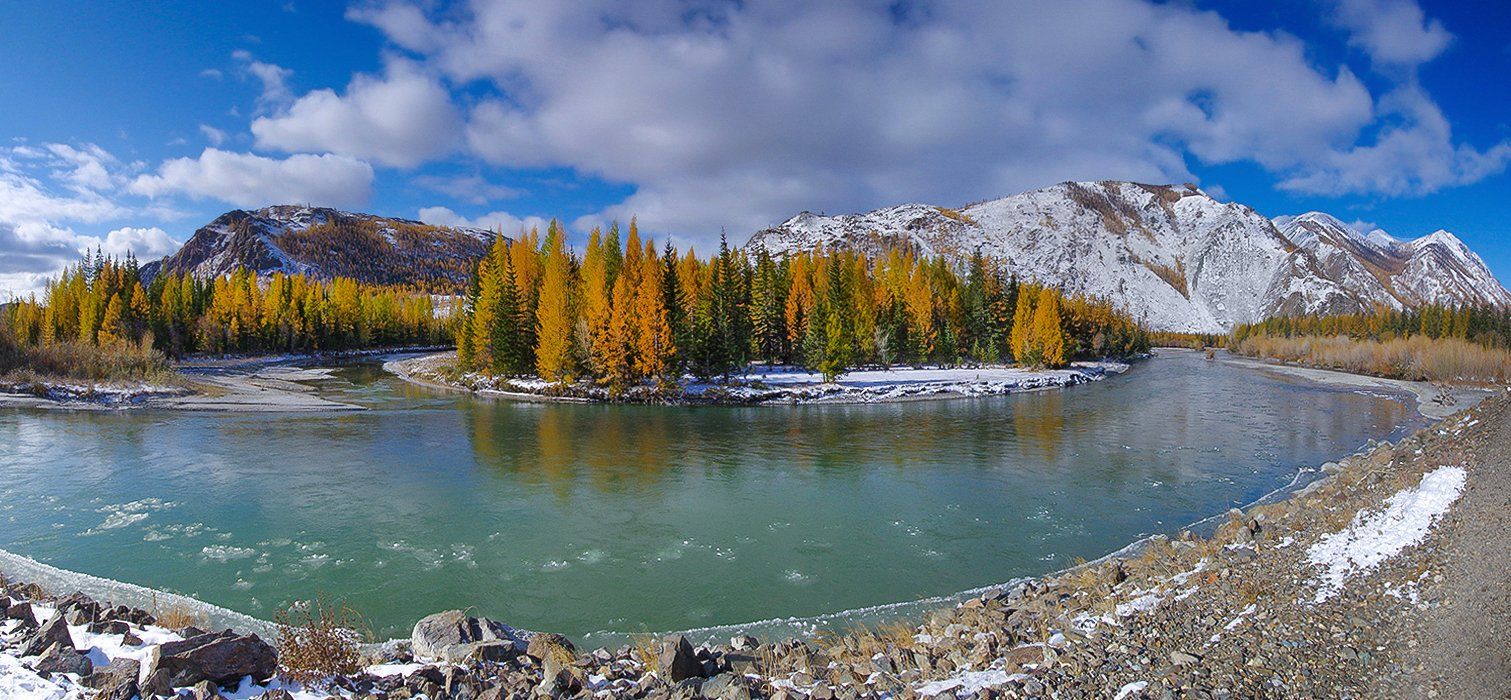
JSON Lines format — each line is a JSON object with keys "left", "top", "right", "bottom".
{"left": 748, "top": 181, "right": 1511, "bottom": 332}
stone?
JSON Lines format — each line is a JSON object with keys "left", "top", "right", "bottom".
{"left": 20, "top": 613, "right": 74, "bottom": 657}
{"left": 699, "top": 673, "right": 751, "bottom": 700}
{"left": 448, "top": 639, "right": 521, "bottom": 664}
{"left": 410, "top": 610, "right": 523, "bottom": 662}
{"left": 88, "top": 619, "right": 131, "bottom": 635}
{"left": 143, "top": 629, "right": 278, "bottom": 689}
{"left": 1171, "top": 650, "right": 1202, "bottom": 666}
{"left": 82, "top": 658, "right": 140, "bottom": 700}
{"left": 525, "top": 631, "right": 578, "bottom": 660}
{"left": 730, "top": 635, "right": 759, "bottom": 651}
{"left": 256, "top": 691, "right": 295, "bottom": 700}
{"left": 190, "top": 678, "right": 224, "bottom": 699}
{"left": 122, "top": 630, "right": 144, "bottom": 646}
{"left": 5, "top": 601, "right": 37, "bottom": 627}
{"left": 659, "top": 634, "right": 704, "bottom": 682}
{"left": 33, "top": 641, "right": 93, "bottom": 677}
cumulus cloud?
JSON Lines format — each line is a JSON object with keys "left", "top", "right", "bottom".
{"left": 1330, "top": 0, "right": 1453, "bottom": 67}
{"left": 78, "top": 226, "right": 182, "bottom": 260}
{"left": 349, "top": 0, "right": 1385, "bottom": 240}
{"left": 251, "top": 58, "right": 462, "bottom": 167}
{"left": 129, "top": 148, "right": 374, "bottom": 209}
{"left": 338, "top": 0, "right": 1501, "bottom": 243}
{"left": 418, "top": 205, "right": 547, "bottom": 236}
{"left": 1279, "top": 86, "right": 1511, "bottom": 196}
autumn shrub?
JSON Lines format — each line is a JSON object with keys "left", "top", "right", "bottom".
{"left": 274, "top": 598, "right": 368, "bottom": 687}
{"left": 1231, "top": 333, "right": 1511, "bottom": 383}
{"left": 152, "top": 597, "right": 209, "bottom": 631}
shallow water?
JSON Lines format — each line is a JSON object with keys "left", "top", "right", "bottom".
{"left": 0, "top": 351, "right": 1414, "bottom": 640}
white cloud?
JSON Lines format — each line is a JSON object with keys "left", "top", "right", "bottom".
{"left": 199, "top": 124, "right": 228, "bottom": 146}
{"left": 418, "top": 205, "right": 547, "bottom": 236}
{"left": 412, "top": 173, "right": 518, "bottom": 205}
{"left": 235, "top": 50, "right": 294, "bottom": 110}
{"left": 1279, "top": 86, "right": 1511, "bottom": 197}
{"left": 251, "top": 58, "right": 461, "bottom": 167}
{"left": 78, "top": 226, "right": 182, "bottom": 261}
{"left": 129, "top": 148, "right": 374, "bottom": 209}
{"left": 352, "top": 0, "right": 1388, "bottom": 242}
{"left": 1330, "top": 0, "right": 1453, "bottom": 67}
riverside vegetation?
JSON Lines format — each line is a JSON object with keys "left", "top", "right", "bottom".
{"left": 451, "top": 219, "right": 1149, "bottom": 395}
{"left": 0, "top": 252, "right": 449, "bottom": 388}
{"left": 1230, "top": 303, "right": 1511, "bottom": 383}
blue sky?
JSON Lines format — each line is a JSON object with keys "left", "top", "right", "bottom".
{"left": 1, "top": 0, "right": 1507, "bottom": 297}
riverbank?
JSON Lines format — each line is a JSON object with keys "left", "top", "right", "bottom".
{"left": 0, "top": 346, "right": 447, "bottom": 412}
{"left": 387, "top": 352, "right": 1131, "bottom": 405}
{"left": 0, "top": 383, "right": 1502, "bottom": 697}
{"left": 1219, "top": 351, "right": 1489, "bottom": 420}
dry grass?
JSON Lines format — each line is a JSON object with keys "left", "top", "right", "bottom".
{"left": 933, "top": 206, "right": 979, "bottom": 227}
{"left": 0, "top": 332, "right": 180, "bottom": 385}
{"left": 274, "top": 597, "right": 368, "bottom": 688}
{"left": 1232, "top": 333, "right": 1511, "bottom": 383}
{"left": 153, "top": 597, "right": 209, "bottom": 631}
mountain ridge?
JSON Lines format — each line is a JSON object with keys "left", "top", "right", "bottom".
{"left": 747, "top": 181, "right": 1510, "bottom": 332}
{"left": 140, "top": 205, "right": 501, "bottom": 293}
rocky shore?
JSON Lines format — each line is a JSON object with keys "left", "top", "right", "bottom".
{"left": 387, "top": 353, "right": 1128, "bottom": 406}
{"left": 3, "top": 386, "right": 1504, "bottom": 698}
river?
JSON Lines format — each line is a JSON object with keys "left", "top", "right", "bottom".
{"left": 0, "top": 350, "right": 1415, "bottom": 641}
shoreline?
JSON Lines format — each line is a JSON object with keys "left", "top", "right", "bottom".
{"left": 386, "top": 351, "right": 1133, "bottom": 406}
{"left": 0, "top": 346, "right": 448, "bottom": 413}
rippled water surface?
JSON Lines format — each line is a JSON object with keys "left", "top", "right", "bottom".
{"left": 0, "top": 351, "right": 1414, "bottom": 639}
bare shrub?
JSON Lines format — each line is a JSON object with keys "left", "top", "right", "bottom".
{"left": 274, "top": 597, "right": 368, "bottom": 688}
{"left": 1231, "top": 334, "right": 1511, "bottom": 383}
{"left": 153, "top": 597, "right": 209, "bottom": 631}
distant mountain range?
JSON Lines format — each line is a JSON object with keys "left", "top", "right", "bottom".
{"left": 140, "top": 206, "right": 497, "bottom": 292}
{"left": 748, "top": 181, "right": 1511, "bottom": 332}
{"left": 140, "top": 184, "right": 1509, "bottom": 332}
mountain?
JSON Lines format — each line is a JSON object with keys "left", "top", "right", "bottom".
{"left": 747, "top": 181, "right": 1511, "bottom": 332}
{"left": 140, "top": 206, "right": 499, "bottom": 292}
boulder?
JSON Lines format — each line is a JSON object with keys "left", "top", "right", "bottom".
{"left": 33, "top": 641, "right": 93, "bottom": 677}
{"left": 142, "top": 629, "right": 278, "bottom": 690}
{"left": 525, "top": 631, "right": 577, "bottom": 660}
{"left": 88, "top": 619, "right": 131, "bottom": 635}
{"left": 5, "top": 601, "right": 37, "bottom": 627}
{"left": 82, "top": 658, "right": 140, "bottom": 700}
{"left": 20, "top": 614, "right": 74, "bottom": 657}
{"left": 190, "top": 678, "right": 223, "bottom": 699}
{"left": 659, "top": 634, "right": 704, "bottom": 682}
{"left": 410, "top": 610, "right": 523, "bottom": 662}
{"left": 255, "top": 691, "right": 294, "bottom": 700}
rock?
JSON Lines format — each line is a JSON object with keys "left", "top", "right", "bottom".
{"left": 448, "top": 639, "right": 521, "bottom": 664}
{"left": 5, "top": 601, "right": 37, "bottom": 627}
{"left": 730, "top": 635, "right": 759, "bottom": 651}
{"left": 121, "top": 630, "right": 144, "bottom": 646}
{"left": 1171, "top": 650, "right": 1202, "bottom": 666}
{"left": 256, "top": 690, "right": 295, "bottom": 700}
{"left": 525, "top": 631, "right": 578, "bottom": 660}
{"left": 143, "top": 629, "right": 278, "bottom": 689}
{"left": 659, "top": 634, "right": 704, "bottom": 682}
{"left": 88, "top": 619, "right": 130, "bottom": 635}
{"left": 82, "top": 658, "right": 140, "bottom": 700}
{"left": 20, "top": 614, "right": 74, "bottom": 657}
{"left": 33, "top": 641, "right": 93, "bottom": 677}
{"left": 190, "top": 678, "right": 223, "bottom": 699}
{"left": 410, "top": 610, "right": 523, "bottom": 661}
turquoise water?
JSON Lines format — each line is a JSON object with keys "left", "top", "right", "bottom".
{"left": 0, "top": 351, "right": 1413, "bottom": 640}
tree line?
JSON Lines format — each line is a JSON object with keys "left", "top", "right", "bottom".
{"left": 2, "top": 251, "right": 448, "bottom": 357}
{"left": 1230, "top": 303, "right": 1511, "bottom": 350}
{"left": 458, "top": 220, "right": 1150, "bottom": 391}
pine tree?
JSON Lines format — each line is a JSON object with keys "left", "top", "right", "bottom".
{"left": 97, "top": 293, "right": 126, "bottom": 347}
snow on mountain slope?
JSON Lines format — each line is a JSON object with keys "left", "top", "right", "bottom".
{"left": 141, "top": 206, "right": 499, "bottom": 291}
{"left": 749, "top": 182, "right": 1510, "bottom": 332}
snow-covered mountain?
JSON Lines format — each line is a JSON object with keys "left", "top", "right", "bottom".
{"left": 747, "top": 181, "right": 1511, "bottom": 332}
{"left": 141, "top": 206, "right": 499, "bottom": 291}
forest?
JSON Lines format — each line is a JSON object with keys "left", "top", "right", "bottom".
{"left": 1, "top": 251, "right": 448, "bottom": 369}
{"left": 456, "top": 219, "right": 1150, "bottom": 391}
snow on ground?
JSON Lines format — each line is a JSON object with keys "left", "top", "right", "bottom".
{"left": 916, "top": 668, "right": 1030, "bottom": 697}
{"left": 0, "top": 653, "right": 77, "bottom": 700}
{"left": 1306, "top": 465, "right": 1467, "bottom": 602}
